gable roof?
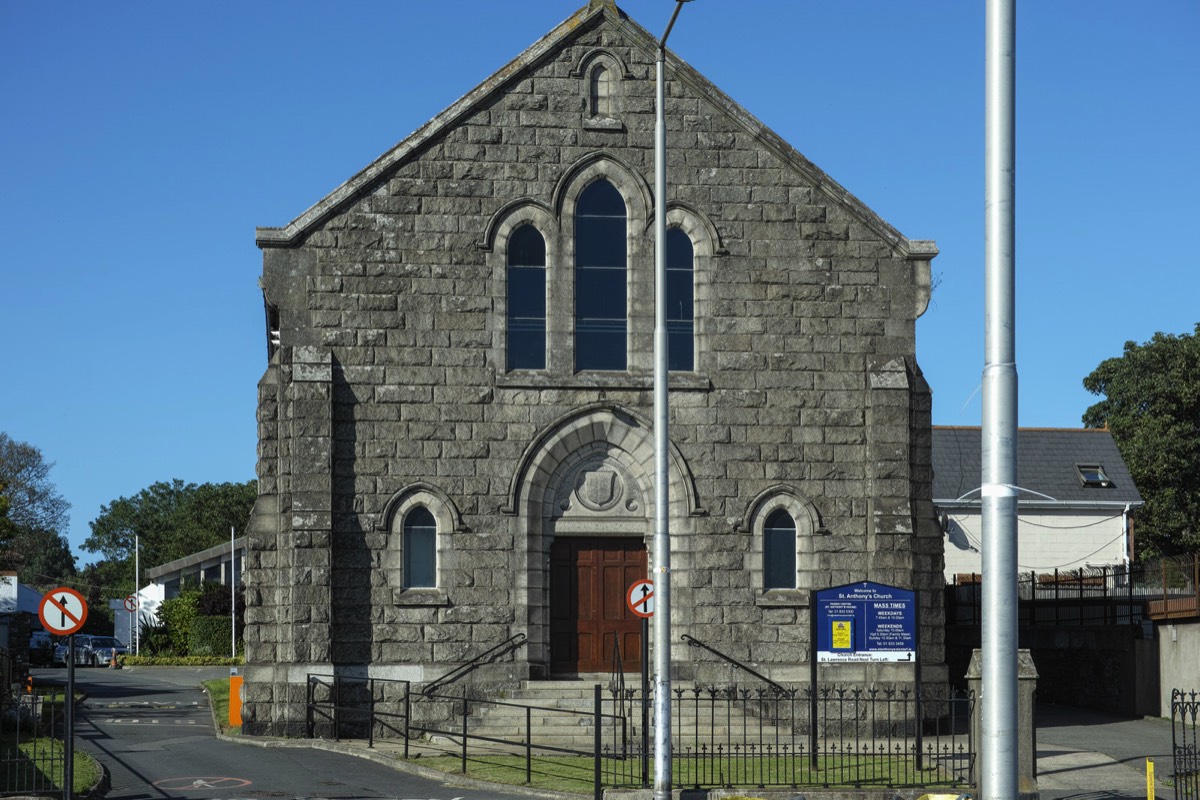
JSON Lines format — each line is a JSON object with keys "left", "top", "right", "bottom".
{"left": 932, "top": 427, "right": 1143, "bottom": 508}
{"left": 255, "top": 0, "right": 937, "bottom": 266}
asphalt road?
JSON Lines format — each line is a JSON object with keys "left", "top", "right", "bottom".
{"left": 33, "top": 666, "right": 526, "bottom": 800}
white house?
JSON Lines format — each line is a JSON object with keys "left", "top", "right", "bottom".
{"left": 115, "top": 537, "right": 245, "bottom": 648}
{"left": 934, "top": 427, "right": 1143, "bottom": 581}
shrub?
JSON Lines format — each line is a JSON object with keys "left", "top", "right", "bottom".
{"left": 190, "top": 616, "right": 233, "bottom": 657}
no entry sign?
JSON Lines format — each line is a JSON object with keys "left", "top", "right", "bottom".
{"left": 39, "top": 587, "right": 89, "bottom": 636}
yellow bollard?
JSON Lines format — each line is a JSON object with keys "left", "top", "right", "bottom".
{"left": 1147, "top": 757, "right": 1155, "bottom": 800}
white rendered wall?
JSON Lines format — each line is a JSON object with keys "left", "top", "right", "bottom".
{"left": 942, "top": 507, "right": 1127, "bottom": 581}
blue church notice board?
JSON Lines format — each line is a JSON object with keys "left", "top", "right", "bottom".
{"left": 815, "top": 581, "right": 917, "bottom": 663}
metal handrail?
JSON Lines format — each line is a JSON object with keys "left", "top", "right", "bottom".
{"left": 680, "top": 634, "right": 791, "bottom": 695}
{"left": 421, "top": 632, "right": 527, "bottom": 696}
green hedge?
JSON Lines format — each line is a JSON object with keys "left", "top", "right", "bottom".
{"left": 190, "top": 615, "right": 236, "bottom": 657}
{"left": 122, "top": 655, "right": 244, "bottom": 666}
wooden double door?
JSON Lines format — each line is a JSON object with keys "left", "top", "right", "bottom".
{"left": 549, "top": 537, "right": 647, "bottom": 674}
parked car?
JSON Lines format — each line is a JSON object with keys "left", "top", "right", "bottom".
{"left": 53, "top": 634, "right": 93, "bottom": 666}
{"left": 51, "top": 635, "right": 131, "bottom": 666}
{"left": 78, "top": 636, "right": 129, "bottom": 667}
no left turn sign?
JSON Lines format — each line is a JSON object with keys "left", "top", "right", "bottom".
{"left": 39, "top": 587, "right": 88, "bottom": 636}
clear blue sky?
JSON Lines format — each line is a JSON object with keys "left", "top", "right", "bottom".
{"left": 2, "top": 1, "right": 1197, "bottom": 567}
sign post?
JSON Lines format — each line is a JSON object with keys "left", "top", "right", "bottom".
{"left": 39, "top": 588, "right": 88, "bottom": 800}
{"left": 626, "top": 579, "right": 654, "bottom": 787}
{"left": 811, "top": 581, "right": 921, "bottom": 768}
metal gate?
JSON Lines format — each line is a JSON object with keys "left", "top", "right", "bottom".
{"left": 1, "top": 685, "right": 67, "bottom": 798}
{"left": 1174, "top": 689, "right": 1200, "bottom": 800}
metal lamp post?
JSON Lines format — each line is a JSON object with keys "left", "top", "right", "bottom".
{"left": 653, "top": 2, "right": 694, "bottom": 798}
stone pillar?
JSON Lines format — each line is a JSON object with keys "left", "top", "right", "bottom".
{"left": 244, "top": 345, "right": 333, "bottom": 736}
{"left": 966, "top": 648, "right": 1040, "bottom": 799}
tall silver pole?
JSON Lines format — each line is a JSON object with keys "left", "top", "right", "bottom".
{"left": 134, "top": 532, "right": 140, "bottom": 656}
{"left": 981, "top": 1, "right": 1018, "bottom": 798}
{"left": 653, "top": 5, "right": 687, "bottom": 797}
{"left": 231, "top": 526, "right": 237, "bottom": 659}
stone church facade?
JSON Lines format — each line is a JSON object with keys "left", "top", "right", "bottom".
{"left": 243, "top": 0, "right": 945, "bottom": 736}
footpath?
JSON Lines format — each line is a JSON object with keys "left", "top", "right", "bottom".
{"left": 1035, "top": 703, "right": 1176, "bottom": 800}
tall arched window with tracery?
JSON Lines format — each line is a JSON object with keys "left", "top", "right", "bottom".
{"left": 575, "top": 179, "right": 627, "bottom": 371}
{"left": 506, "top": 224, "right": 547, "bottom": 370}
{"left": 666, "top": 226, "right": 695, "bottom": 371}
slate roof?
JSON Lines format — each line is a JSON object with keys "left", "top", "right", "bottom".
{"left": 932, "top": 427, "right": 1143, "bottom": 507}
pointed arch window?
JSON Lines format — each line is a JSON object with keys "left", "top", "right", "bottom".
{"left": 575, "top": 179, "right": 627, "bottom": 371}
{"left": 666, "top": 227, "right": 695, "bottom": 371}
{"left": 763, "top": 508, "right": 797, "bottom": 590}
{"left": 403, "top": 507, "right": 437, "bottom": 588}
{"left": 506, "top": 224, "right": 547, "bottom": 370}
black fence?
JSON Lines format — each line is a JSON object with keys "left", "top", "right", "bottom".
{"left": 602, "top": 685, "right": 972, "bottom": 790}
{"left": 947, "top": 554, "right": 1200, "bottom": 627}
{"left": 0, "top": 685, "right": 67, "bottom": 798}
{"left": 306, "top": 674, "right": 973, "bottom": 794}
{"left": 1175, "top": 689, "right": 1200, "bottom": 800}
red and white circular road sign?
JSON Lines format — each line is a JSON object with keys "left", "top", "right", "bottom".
{"left": 39, "top": 587, "right": 89, "bottom": 636}
{"left": 627, "top": 579, "right": 654, "bottom": 619}
{"left": 124, "top": 594, "right": 138, "bottom": 612}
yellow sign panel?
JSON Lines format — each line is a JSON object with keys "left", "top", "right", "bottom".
{"left": 831, "top": 620, "right": 853, "bottom": 651}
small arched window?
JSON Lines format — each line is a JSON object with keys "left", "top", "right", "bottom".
{"left": 590, "top": 65, "right": 613, "bottom": 118}
{"left": 763, "top": 509, "right": 797, "bottom": 589}
{"left": 575, "top": 179, "right": 627, "bottom": 371}
{"left": 403, "top": 507, "right": 437, "bottom": 588}
{"left": 666, "top": 227, "right": 695, "bottom": 371}
{"left": 506, "top": 224, "right": 547, "bottom": 370}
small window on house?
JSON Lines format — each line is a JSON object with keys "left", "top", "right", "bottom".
{"left": 575, "top": 179, "right": 627, "bottom": 371}
{"left": 666, "top": 227, "right": 694, "bottom": 371}
{"left": 763, "top": 509, "right": 797, "bottom": 589}
{"left": 1077, "top": 464, "right": 1114, "bottom": 488}
{"left": 403, "top": 507, "right": 437, "bottom": 588}
{"left": 590, "top": 65, "right": 613, "bottom": 118}
{"left": 507, "top": 224, "right": 547, "bottom": 370}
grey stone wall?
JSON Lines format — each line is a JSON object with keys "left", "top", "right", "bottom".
{"left": 244, "top": 4, "right": 944, "bottom": 735}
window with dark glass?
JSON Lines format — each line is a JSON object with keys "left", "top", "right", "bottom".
{"left": 506, "top": 224, "right": 547, "bottom": 370}
{"left": 575, "top": 180, "right": 627, "bottom": 371}
{"left": 763, "top": 508, "right": 797, "bottom": 589}
{"left": 403, "top": 507, "right": 437, "bottom": 588}
{"left": 666, "top": 227, "right": 695, "bottom": 371}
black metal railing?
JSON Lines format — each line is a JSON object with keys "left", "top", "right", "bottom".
{"left": 1174, "top": 688, "right": 1200, "bottom": 800}
{"left": 600, "top": 683, "right": 973, "bottom": 790}
{"left": 306, "top": 673, "right": 411, "bottom": 749}
{"left": 421, "top": 633, "right": 527, "bottom": 696}
{"left": 1, "top": 686, "right": 67, "bottom": 798}
{"left": 947, "top": 554, "right": 1200, "bottom": 627}
{"left": 681, "top": 634, "right": 790, "bottom": 695}
{"left": 304, "top": 673, "right": 973, "bottom": 794}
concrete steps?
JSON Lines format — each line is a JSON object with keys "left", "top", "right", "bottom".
{"left": 435, "top": 680, "right": 794, "bottom": 752}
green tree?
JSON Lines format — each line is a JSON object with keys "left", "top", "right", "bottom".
{"left": 0, "top": 435, "right": 76, "bottom": 581}
{"left": 1083, "top": 323, "right": 1200, "bottom": 556}
{"left": 12, "top": 528, "right": 77, "bottom": 587}
{"left": 83, "top": 479, "right": 256, "bottom": 570}
{"left": 0, "top": 433, "right": 70, "bottom": 532}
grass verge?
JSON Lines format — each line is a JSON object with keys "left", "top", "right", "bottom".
{"left": 408, "top": 751, "right": 963, "bottom": 793}
{"left": 1, "top": 736, "right": 103, "bottom": 795}
{"left": 202, "top": 678, "right": 241, "bottom": 736}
